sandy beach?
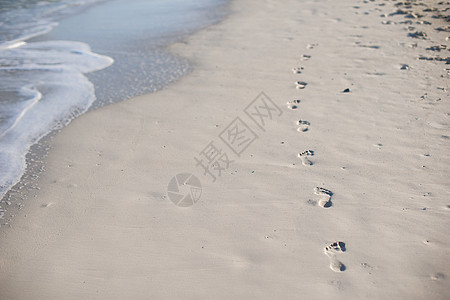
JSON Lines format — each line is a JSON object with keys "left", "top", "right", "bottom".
{"left": 1, "top": 0, "right": 449, "bottom": 299}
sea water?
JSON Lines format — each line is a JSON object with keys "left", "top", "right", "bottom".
{"left": 0, "top": 0, "right": 227, "bottom": 201}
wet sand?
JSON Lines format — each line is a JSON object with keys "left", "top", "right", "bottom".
{"left": 1, "top": 0, "right": 449, "bottom": 299}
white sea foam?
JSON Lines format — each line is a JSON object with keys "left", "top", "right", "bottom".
{"left": 0, "top": 0, "right": 113, "bottom": 200}
{"left": 0, "top": 0, "right": 227, "bottom": 201}
{"left": 0, "top": 40, "right": 113, "bottom": 199}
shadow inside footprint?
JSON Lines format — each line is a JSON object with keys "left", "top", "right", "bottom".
{"left": 287, "top": 99, "right": 300, "bottom": 109}
{"left": 322, "top": 200, "right": 332, "bottom": 208}
{"left": 325, "top": 241, "right": 346, "bottom": 252}
{"left": 324, "top": 241, "right": 347, "bottom": 272}
{"left": 315, "top": 187, "right": 333, "bottom": 208}
{"left": 295, "top": 81, "right": 308, "bottom": 89}
{"left": 298, "top": 150, "right": 314, "bottom": 166}
{"left": 300, "top": 54, "right": 311, "bottom": 61}
{"left": 297, "top": 120, "right": 310, "bottom": 132}
{"left": 333, "top": 261, "right": 346, "bottom": 272}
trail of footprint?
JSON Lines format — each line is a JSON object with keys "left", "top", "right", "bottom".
{"left": 314, "top": 187, "right": 333, "bottom": 208}
{"left": 324, "top": 241, "right": 346, "bottom": 272}
{"left": 298, "top": 150, "right": 314, "bottom": 166}
{"left": 287, "top": 99, "right": 301, "bottom": 109}
{"left": 297, "top": 120, "right": 310, "bottom": 132}
{"left": 294, "top": 41, "right": 345, "bottom": 273}
{"left": 295, "top": 81, "right": 308, "bottom": 89}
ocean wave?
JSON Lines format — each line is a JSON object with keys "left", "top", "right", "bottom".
{"left": 0, "top": 0, "right": 113, "bottom": 201}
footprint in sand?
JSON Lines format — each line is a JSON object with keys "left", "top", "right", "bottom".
{"left": 295, "top": 81, "right": 308, "bottom": 89}
{"left": 400, "top": 64, "right": 410, "bottom": 70}
{"left": 381, "top": 20, "right": 395, "bottom": 25}
{"left": 426, "top": 45, "right": 447, "bottom": 52}
{"left": 435, "top": 26, "right": 450, "bottom": 33}
{"left": 292, "top": 67, "right": 304, "bottom": 74}
{"left": 314, "top": 187, "right": 333, "bottom": 208}
{"left": 297, "top": 120, "right": 310, "bottom": 132}
{"left": 431, "top": 273, "right": 446, "bottom": 281}
{"left": 401, "top": 42, "right": 417, "bottom": 48}
{"left": 356, "top": 42, "right": 380, "bottom": 49}
{"left": 300, "top": 54, "right": 311, "bottom": 61}
{"left": 298, "top": 150, "right": 314, "bottom": 166}
{"left": 374, "top": 143, "right": 383, "bottom": 149}
{"left": 287, "top": 99, "right": 301, "bottom": 109}
{"left": 324, "top": 241, "right": 346, "bottom": 272}
{"left": 325, "top": 241, "right": 346, "bottom": 252}
{"left": 408, "top": 31, "right": 427, "bottom": 39}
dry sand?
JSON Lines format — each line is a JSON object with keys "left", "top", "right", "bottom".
{"left": 1, "top": 0, "right": 450, "bottom": 299}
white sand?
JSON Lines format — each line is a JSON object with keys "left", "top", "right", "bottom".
{"left": 1, "top": 0, "right": 449, "bottom": 299}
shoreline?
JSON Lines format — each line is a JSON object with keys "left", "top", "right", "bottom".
{"left": 0, "top": 0, "right": 229, "bottom": 213}
{"left": 1, "top": 0, "right": 450, "bottom": 299}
